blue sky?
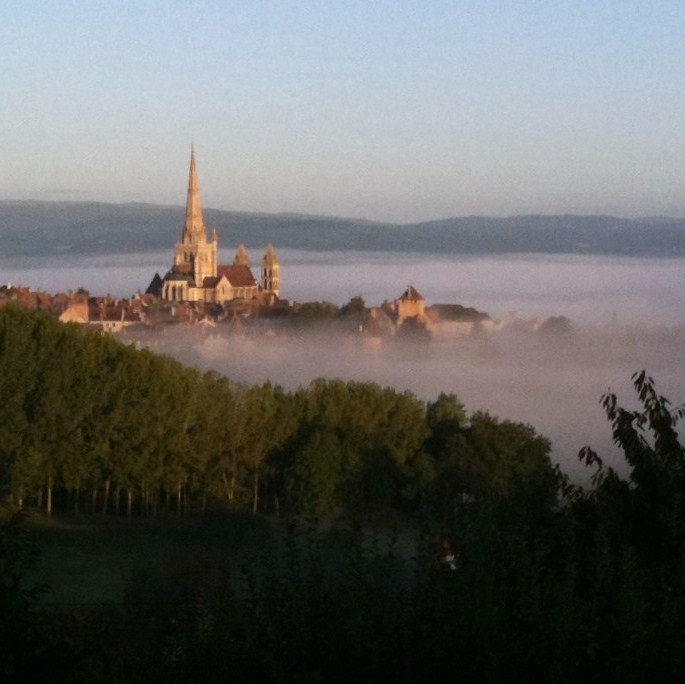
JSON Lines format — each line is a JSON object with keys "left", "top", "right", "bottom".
{"left": 1, "top": 1, "right": 684, "bottom": 222}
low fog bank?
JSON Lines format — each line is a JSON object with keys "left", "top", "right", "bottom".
{"left": 138, "top": 322, "right": 685, "bottom": 485}
{"left": 281, "top": 251, "right": 685, "bottom": 326}
{"left": 3, "top": 250, "right": 685, "bottom": 326}
{"left": 0, "top": 250, "right": 170, "bottom": 298}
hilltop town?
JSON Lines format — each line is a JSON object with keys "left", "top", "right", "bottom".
{"left": 0, "top": 148, "right": 571, "bottom": 343}
{"left": 0, "top": 279, "right": 501, "bottom": 337}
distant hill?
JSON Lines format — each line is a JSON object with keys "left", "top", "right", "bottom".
{"left": 1, "top": 200, "right": 685, "bottom": 259}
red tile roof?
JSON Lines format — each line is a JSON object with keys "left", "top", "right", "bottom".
{"left": 216, "top": 264, "right": 257, "bottom": 288}
{"left": 398, "top": 285, "right": 424, "bottom": 302}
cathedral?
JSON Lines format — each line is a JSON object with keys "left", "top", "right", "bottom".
{"left": 153, "top": 147, "right": 280, "bottom": 303}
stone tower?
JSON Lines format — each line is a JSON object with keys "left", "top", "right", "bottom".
{"left": 396, "top": 285, "right": 425, "bottom": 323}
{"left": 172, "top": 146, "right": 217, "bottom": 288}
{"left": 234, "top": 243, "right": 250, "bottom": 266}
{"left": 261, "top": 244, "right": 280, "bottom": 297}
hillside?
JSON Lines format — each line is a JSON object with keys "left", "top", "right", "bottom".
{"left": 2, "top": 200, "right": 685, "bottom": 258}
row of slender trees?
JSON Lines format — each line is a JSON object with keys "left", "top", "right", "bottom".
{"left": 0, "top": 305, "right": 556, "bottom": 519}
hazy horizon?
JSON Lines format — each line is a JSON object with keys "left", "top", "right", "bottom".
{"left": 3, "top": 197, "right": 685, "bottom": 227}
{"left": 2, "top": 2, "right": 684, "bottom": 221}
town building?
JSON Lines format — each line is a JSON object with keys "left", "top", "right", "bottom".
{"left": 151, "top": 147, "right": 279, "bottom": 303}
{"left": 396, "top": 285, "right": 426, "bottom": 324}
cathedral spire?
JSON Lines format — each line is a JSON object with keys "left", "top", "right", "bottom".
{"left": 181, "top": 145, "right": 206, "bottom": 244}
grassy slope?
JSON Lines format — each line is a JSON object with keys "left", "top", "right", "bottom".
{"left": 25, "top": 511, "right": 273, "bottom": 606}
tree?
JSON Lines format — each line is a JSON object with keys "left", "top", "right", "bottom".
{"left": 579, "top": 371, "right": 685, "bottom": 560}
{"left": 426, "top": 405, "right": 555, "bottom": 511}
{"left": 283, "top": 379, "right": 428, "bottom": 514}
{"left": 426, "top": 393, "right": 467, "bottom": 429}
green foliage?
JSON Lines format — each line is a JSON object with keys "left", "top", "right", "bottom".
{"left": 9, "top": 305, "right": 685, "bottom": 678}
{"left": 281, "top": 379, "right": 429, "bottom": 515}
{"left": 0, "top": 306, "right": 565, "bottom": 522}
{"left": 424, "top": 401, "right": 556, "bottom": 518}
{"left": 426, "top": 392, "right": 467, "bottom": 428}
{"left": 339, "top": 295, "right": 367, "bottom": 323}
{"left": 0, "top": 307, "right": 438, "bottom": 518}
{"left": 4, "top": 360, "right": 685, "bottom": 681}
{"left": 579, "top": 371, "right": 685, "bottom": 560}
{"left": 287, "top": 431, "right": 345, "bottom": 514}
{"left": 291, "top": 300, "right": 339, "bottom": 325}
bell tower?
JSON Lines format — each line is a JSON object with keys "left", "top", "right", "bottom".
{"left": 261, "top": 244, "right": 280, "bottom": 297}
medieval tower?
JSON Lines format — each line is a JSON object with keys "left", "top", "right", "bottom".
{"left": 261, "top": 244, "right": 280, "bottom": 298}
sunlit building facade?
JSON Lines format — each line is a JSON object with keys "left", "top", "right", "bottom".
{"left": 156, "top": 147, "right": 279, "bottom": 303}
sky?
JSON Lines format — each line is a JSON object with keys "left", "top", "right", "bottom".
{"left": 1, "top": 1, "right": 684, "bottom": 223}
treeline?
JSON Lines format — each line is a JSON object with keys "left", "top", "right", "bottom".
{"left": 0, "top": 305, "right": 555, "bottom": 519}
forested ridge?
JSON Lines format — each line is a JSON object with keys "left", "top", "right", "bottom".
{"left": 2, "top": 305, "right": 685, "bottom": 682}
{"left": 0, "top": 305, "right": 554, "bottom": 519}
{"left": 2, "top": 200, "right": 685, "bottom": 258}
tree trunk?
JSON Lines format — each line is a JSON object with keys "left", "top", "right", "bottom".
{"left": 103, "top": 479, "right": 110, "bottom": 516}
{"left": 46, "top": 479, "right": 52, "bottom": 516}
{"left": 252, "top": 471, "right": 259, "bottom": 515}
{"left": 127, "top": 488, "right": 133, "bottom": 517}
{"left": 176, "top": 481, "right": 182, "bottom": 517}
{"left": 91, "top": 487, "right": 98, "bottom": 513}
{"left": 114, "top": 486, "right": 121, "bottom": 516}
{"left": 222, "top": 471, "right": 231, "bottom": 504}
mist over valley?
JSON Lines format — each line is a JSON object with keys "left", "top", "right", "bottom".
{"left": 155, "top": 314, "right": 685, "bottom": 485}
{"left": 2, "top": 246, "right": 682, "bottom": 483}
{"left": 4, "top": 249, "right": 678, "bottom": 484}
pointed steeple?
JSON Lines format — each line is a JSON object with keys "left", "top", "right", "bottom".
{"left": 181, "top": 145, "right": 207, "bottom": 244}
{"left": 262, "top": 243, "right": 277, "bottom": 266}
{"left": 234, "top": 243, "right": 250, "bottom": 266}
